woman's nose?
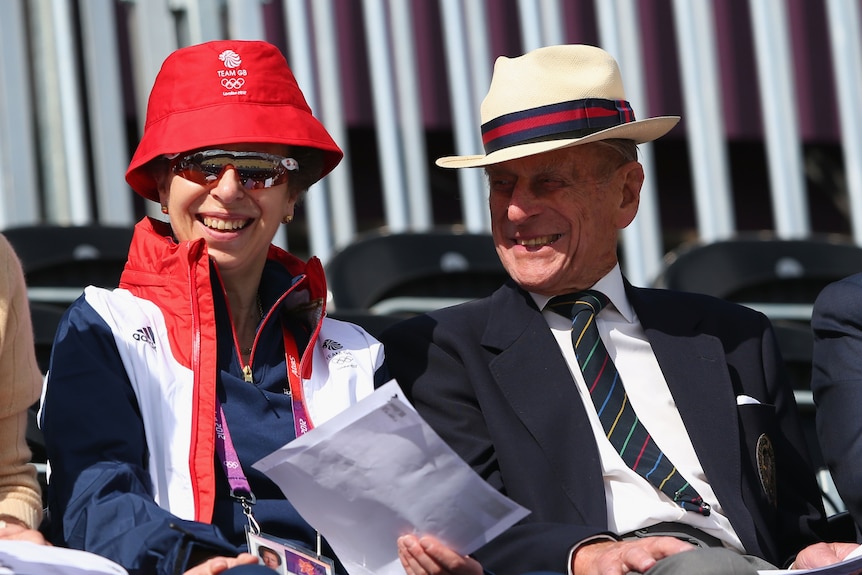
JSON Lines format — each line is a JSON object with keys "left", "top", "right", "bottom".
{"left": 210, "top": 166, "right": 247, "bottom": 203}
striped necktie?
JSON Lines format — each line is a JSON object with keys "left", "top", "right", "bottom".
{"left": 548, "top": 290, "right": 710, "bottom": 515}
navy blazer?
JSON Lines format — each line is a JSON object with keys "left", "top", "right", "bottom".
{"left": 812, "top": 272, "right": 862, "bottom": 539}
{"left": 380, "top": 280, "right": 826, "bottom": 575}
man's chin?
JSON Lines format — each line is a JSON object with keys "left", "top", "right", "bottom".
{"left": 507, "top": 273, "right": 563, "bottom": 295}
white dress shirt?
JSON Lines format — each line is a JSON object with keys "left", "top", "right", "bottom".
{"left": 531, "top": 264, "right": 744, "bottom": 552}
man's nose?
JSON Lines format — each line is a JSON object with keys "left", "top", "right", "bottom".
{"left": 507, "top": 184, "right": 541, "bottom": 221}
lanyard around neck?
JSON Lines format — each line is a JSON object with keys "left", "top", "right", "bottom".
{"left": 215, "top": 402, "right": 260, "bottom": 534}
{"left": 215, "top": 322, "right": 315, "bottom": 534}
{"left": 284, "top": 323, "right": 314, "bottom": 438}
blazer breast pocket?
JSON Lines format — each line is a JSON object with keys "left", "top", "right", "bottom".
{"left": 737, "top": 402, "right": 780, "bottom": 510}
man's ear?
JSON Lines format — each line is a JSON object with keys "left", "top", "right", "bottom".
{"left": 615, "top": 161, "right": 644, "bottom": 229}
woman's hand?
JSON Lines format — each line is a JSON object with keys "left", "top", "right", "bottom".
{"left": 183, "top": 552, "right": 259, "bottom": 575}
{"left": 0, "top": 517, "right": 50, "bottom": 545}
{"left": 397, "top": 534, "right": 483, "bottom": 575}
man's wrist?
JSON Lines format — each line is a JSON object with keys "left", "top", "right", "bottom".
{"left": 567, "top": 533, "right": 620, "bottom": 575}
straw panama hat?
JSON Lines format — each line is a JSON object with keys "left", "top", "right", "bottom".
{"left": 436, "top": 44, "right": 680, "bottom": 169}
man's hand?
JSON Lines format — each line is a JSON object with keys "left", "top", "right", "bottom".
{"left": 572, "top": 537, "right": 696, "bottom": 575}
{"left": 183, "top": 553, "right": 259, "bottom": 575}
{"left": 794, "top": 542, "right": 861, "bottom": 570}
{"left": 397, "top": 534, "right": 483, "bottom": 575}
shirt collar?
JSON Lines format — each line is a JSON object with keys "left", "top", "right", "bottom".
{"left": 531, "top": 263, "right": 635, "bottom": 322}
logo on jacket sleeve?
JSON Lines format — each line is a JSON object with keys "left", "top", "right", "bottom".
{"left": 133, "top": 326, "right": 157, "bottom": 351}
{"left": 322, "top": 338, "right": 357, "bottom": 369}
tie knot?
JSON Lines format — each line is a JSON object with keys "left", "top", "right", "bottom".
{"left": 547, "top": 290, "right": 609, "bottom": 319}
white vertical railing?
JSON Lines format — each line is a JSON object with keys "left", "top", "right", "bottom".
{"left": 131, "top": 0, "right": 179, "bottom": 222}
{"left": 825, "top": 0, "right": 862, "bottom": 245}
{"left": 362, "top": 0, "right": 411, "bottom": 232}
{"left": 517, "top": 1, "right": 543, "bottom": 52}
{"left": 285, "top": 0, "right": 335, "bottom": 259}
{"left": 3, "top": 0, "right": 862, "bottom": 268}
{"left": 749, "top": 0, "right": 810, "bottom": 238}
{"left": 226, "top": 0, "right": 266, "bottom": 39}
{"left": 517, "top": 0, "right": 565, "bottom": 52}
{"left": 183, "top": 0, "right": 224, "bottom": 43}
{"left": 390, "top": 0, "right": 433, "bottom": 230}
{"left": 0, "top": 0, "right": 39, "bottom": 228}
{"left": 596, "top": 0, "right": 665, "bottom": 287}
{"left": 54, "top": 0, "right": 91, "bottom": 224}
{"left": 80, "top": 0, "right": 135, "bottom": 226}
{"left": 671, "top": 0, "right": 734, "bottom": 243}
{"left": 23, "top": 1, "right": 70, "bottom": 224}
{"left": 439, "top": 0, "right": 491, "bottom": 233}
{"left": 26, "top": 1, "right": 66, "bottom": 223}
{"left": 307, "top": 0, "right": 356, "bottom": 256}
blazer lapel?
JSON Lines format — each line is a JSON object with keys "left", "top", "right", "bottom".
{"left": 481, "top": 283, "right": 607, "bottom": 524}
{"left": 628, "top": 286, "right": 759, "bottom": 552}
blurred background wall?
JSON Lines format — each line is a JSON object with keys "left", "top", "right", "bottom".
{"left": 1, "top": 0, "right": 860, "bottom": 287}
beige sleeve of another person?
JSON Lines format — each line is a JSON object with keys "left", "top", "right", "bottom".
{"left": 0, "top": 234, "right": 43, "bottom": 528}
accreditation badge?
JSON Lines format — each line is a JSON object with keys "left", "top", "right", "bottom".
{"left": 247, "top": 528, "right": 335, "bottom": 575}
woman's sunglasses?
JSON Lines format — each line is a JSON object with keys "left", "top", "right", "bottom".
{"left": 168, "top": 149, "right": 299, "bottom": 190}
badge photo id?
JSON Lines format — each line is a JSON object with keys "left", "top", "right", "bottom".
{"left": 247, "top": 529, "right": 334, "bottom": 575}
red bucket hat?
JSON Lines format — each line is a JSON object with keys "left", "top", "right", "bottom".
{"left": 126, "top": 40, "right": 343, "bottom": 202}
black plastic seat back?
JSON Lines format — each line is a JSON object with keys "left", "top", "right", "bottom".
{"left": 654, "top": 236, "right": 862, "bottom": 304}
{"left": 325, "top": 229, "right": 509, "bottom": 315}
{"left": 2, "top": 224, "right": 134, "bottom": 307}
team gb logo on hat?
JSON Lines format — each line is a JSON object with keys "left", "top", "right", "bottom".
{"left": 218, "top": 49, "right": 247, "bottom": 96}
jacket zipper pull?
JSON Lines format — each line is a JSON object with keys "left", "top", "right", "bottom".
{"left": 243, "top": 364, "right": 253, "bottom": 383}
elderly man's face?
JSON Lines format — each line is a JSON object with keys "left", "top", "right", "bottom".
{"left": 486, "top": 143, "right": 643, "bottom": 296}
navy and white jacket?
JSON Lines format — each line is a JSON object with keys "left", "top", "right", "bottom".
{"left": 41, "top": 217, "right": 390, "bottom": 575}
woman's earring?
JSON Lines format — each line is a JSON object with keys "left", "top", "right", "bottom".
{"left": 161, "top": 205, "right": 169, "bottom": 215}
{"left": 283, "top": 215, "right": 293, "bottom": 224}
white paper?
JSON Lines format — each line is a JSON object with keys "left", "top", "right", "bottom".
{"left": 757, "top": 543, "right": 862, "bottom": 574}
{"left": 253, "top": 381, "right": 530, "bottom": 575}
{"left": 0, "top": 540, "right": 127, "bottom": 575}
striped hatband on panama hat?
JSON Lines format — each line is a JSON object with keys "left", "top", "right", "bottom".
{"left": 436, "top": 44, "right": 680, "bottom": 169}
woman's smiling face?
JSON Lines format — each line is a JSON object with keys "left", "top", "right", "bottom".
{"left": 486, "top": 143, "right": 643, "bottom": 296}
{"left": 157, "top": 143, "right": 297, "bottom": 274}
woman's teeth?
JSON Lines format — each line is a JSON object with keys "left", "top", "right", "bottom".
{"left": 202, "top": 217, "right": 247, "bottom": 231}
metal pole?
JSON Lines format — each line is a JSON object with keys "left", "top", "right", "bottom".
{"left": 362, "top": 0, "right": 410, "bottom": 232}
{"left": 285, "top": 0, "right": 334, "bottom": 259}
{"left": 0, "top": 0, "right": 39, "bottom": 227}
{"left": 671, "top": 0, "right": 734, "bottom": 242}
{"left": 596, "top": 0, "right": 665, "bottom": 286}
{"left": 825, "top": 0, "right": 862, "bottom": 244}
{"left": 227, "top": 0, "right": 266, "bottom": 40}
{"left": 80, "top": 0, "right": 135, "bottom": 225}
{"left": 390, "top": 0, "right": 433, "bottom": 230}
{"left": 53, "top": 0, "right": 92, "bottom": 224}
{"left": 440, "top": 0, "right": 490, "bottom": 232}
{"left": 748, "top": 0, "right": 809, "bottom": 238}
{"left": 311, "top": 0, "right": 356, "bottom": 252}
